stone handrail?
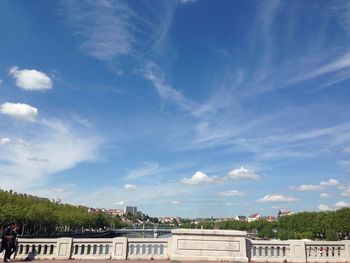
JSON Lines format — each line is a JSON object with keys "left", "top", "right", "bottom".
{"left": 248, "top": 239, "right": 291, "bottom": 262}
{"left": 305, "top": 241, "right": 349, "bottom": 262}
{"left": 127, "top": 238, "right": 170, "bottom": 260}
{"left": 3, "top": 230, "right": 350, "bottom": 262}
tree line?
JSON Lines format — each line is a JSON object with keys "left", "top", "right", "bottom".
{"left": 182, "top": 208, "right": 350, "bottom": 241}
{"left": 0, "top": 189, "right": 127, "bottom": 235}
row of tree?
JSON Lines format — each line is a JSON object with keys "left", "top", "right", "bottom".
{"left": 0, "top": 190, "right": 127, "bottom": 235}
{"left": 1, "top": 189, "right": 349, "bottom": 240}
{"left": 182, "top": 208, "right": 350, "bottom": 240}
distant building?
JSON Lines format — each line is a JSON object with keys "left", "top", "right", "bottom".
{"left": 234, "top": 215, "right": 247, "bottom": 221}
{"left": 262, "top": 215, "right": 277, "bottom": 222}
{"left": 277, "top": 210, "right": 294, "bottom": 219}
{"left": 107, "top": 209, "right": 125, "bottom": 217}
{"left": 247, "top": 213, "right": 261, "bottom": 222}
{"left": 125, "top": 206, "right": 137, "bottom": 214}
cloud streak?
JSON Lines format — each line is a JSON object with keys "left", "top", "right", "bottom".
{"left": 61, "top": 0, "right": 177, "bottom": 63}
{"left": 257, "top": 194, "right": 298, "bottom": 203}
{"left": 0, "top": 117, "right": 103, "bottom": 192}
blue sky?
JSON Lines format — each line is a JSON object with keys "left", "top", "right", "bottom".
{"left": 0, "top": 0, "right": 350, "bottom": 218}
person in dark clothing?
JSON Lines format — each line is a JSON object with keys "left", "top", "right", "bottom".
{"left": 1, "top": 223, "right": 18, "bottom": 262}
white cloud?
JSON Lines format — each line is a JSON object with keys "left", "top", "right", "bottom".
{"left": 181, "top": 171, "right": 217, "bottom": 185}
{"left": 115, "top": 201, "right": 125, "bottom": 206}
{"left": 9, "top": 66, "right": 52, "bottom": 91}
{"left": 320, "top": 179, "right": 339, "bottom": 186}
{"left": 171, "top": 200, "right": 180, "bottom": 204}
{"left": 228, "top": 167, "right": 260, "bottom": 181}
{"left": 125, "top": 162, "right": 160, "bottom": 180}
{"left": 257, "top": 194, "right": 298, "bottom": 203}
{"left": 0, "top": 118, "right": 103, "bottom": 191}
{"left": 180, "top": 0, "right": 198, "bottom": 4}
{"left": 337, "top": 185, "right": 347, "bottom": 190}
{"left": 334, "top": 201, "right": 350, "bottom": 208}
{"left": 341, "top": 187, "right": 350, "bottom": 197}
{"left": 61, "top": 1, "right": 176, "bottom": 62}
{"left": 52, "top": 188, "right": 65, "bottom": 193}
{"left": 320, "top": 193, "right": 331, "bottom": 198}
{"left": 318, "top": 204, "right": 331, "bottom": 211}
{"left": 296, "top": 184, "right": 324, "bottom": 192}
{"left": 143, "top": 62, "right": 198, "bottom": 115}
{"left": 0, "top": 102, "right": 38, "bottom": 121}
{"left": 0, "top": 80, "right": 3, "bottom": 85}
{"left": 294, "top": 179, "right": 340, "bottom": 192}
{"left": 123, "top": 184, "right": 138, "bottom": 191}
{"left": 343, "top": 147, "right": 350, "bottom": 154}
{"left": 0, "top": 138, "right": 11, "bottom": 145}
{"left": 219, "top": 189, "right": 245, "bottom": 196}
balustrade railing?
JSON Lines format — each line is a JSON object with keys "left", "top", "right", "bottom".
{"left": 249, "top": 240, "right": 290, "bottom": 262}
{"left": 305, "top": 241, "right": 347, "bottom": 262}
{"left": 71, "top": 238, "right": 112, "bottom": 259}
{"left": 16, "top": 238, "right": 57, "bottom": 260}
{"left": 127, "top": 238, "right": 170, "bottom": 260}
{"left": 4, "top": 231, "right": 350, "bottom": 262}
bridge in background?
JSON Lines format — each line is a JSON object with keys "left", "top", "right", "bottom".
{"left": 115, "top": 228, "right": 172, "bottom": 237}
{"left": 8, "top": 229, "right": 350, "bottom": 262}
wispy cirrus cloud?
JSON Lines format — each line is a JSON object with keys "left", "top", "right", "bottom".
{"left": 0, "top": 117, "right": 103, "bottom": 192}
{"left": 61, "top": 0, "right": 177, "bottom": 63}
{"left": 219, "top": 189, "right": 245, "bottom": 197}
{"left": 124, "top": 161, "right": 193, "bottom": 181}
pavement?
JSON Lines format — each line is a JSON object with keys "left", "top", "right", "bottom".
{"left": 7, "top": 261, "right": 230, "bottom": 263}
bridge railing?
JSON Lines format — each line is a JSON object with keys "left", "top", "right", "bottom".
{"left": 71, "top": 238, "right": 112, "bottom": 259}
{"left": 127, "top": 238, "right": 170, "bottom": 260}
{"left": 15, "top": 238, "right": 58, "bottom": 260}
{"left": 249, "top": 239, "right": 291, "bottom": 262}
{"left": 8, "top": 231, "right": 350, "bottom": 262}
{"left": 14, "top": 237, "right": 170, "bottom": 260}
{"left": 305, "top": 241, "right": 348, "bottom": 262}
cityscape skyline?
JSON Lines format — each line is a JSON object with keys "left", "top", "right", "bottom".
{"left": 0, "top": 1, "right": 350, "bottom": 218}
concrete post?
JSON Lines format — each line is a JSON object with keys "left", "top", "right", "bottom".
{"left": 111, "top": 237, "right": 128, "bottom": 260}
{"left": 344, "top": 240, "right": 350, "bottom": 262}
{"left": 289, "top": 240, "right": 306, "bottom": 263}
{"left": 55, "top": 237, "right": 73, "bottom": 259}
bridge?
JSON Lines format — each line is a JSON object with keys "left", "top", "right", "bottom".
{"left": 115, "top": 228, "right": 172, "bottom": 237}
{"left": 5, "top": 229, "right": 350, "bottom": 262}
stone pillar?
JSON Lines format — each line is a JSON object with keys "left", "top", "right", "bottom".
{"left": 111, "top": 237, "right": 128, "bottom": 260}
{"left": 55, "top": 237, "right": 73, "bottom": 259}
{"left": 344, "top": 240, "right": 350, "bottom": 262}
{"left": 289, "top": 240, "right": 306, "bottom": 263}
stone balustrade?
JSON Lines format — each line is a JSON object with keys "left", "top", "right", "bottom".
{"left": 1, "top": 229, "right": 350, "bottom": 262}
{"left": 249, "top": 240, "right": 290, "bottom": 262}
{"left": 305, "top": 241, "right": 349, "bottom": 262}
{"left": 126, "top": 237, "right": 170, "bottom": 260}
